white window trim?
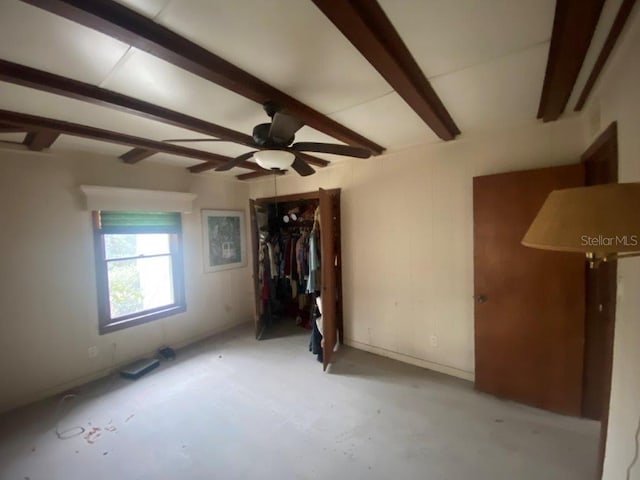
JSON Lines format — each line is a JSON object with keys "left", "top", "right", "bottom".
{"left": 80, "top": 185, "right": 197, "bottom": 213}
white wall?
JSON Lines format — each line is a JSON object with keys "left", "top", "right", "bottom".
{"left": 0, "top": 149, "right": 253, "bottom": 412}
{"left": 585, "top": 7, "right": 640, "bottom": 479}
{"left": 250, "top": 116, "right": 587, "bottom": 380}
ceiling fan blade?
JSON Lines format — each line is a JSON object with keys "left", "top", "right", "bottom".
{"left": 291, "top": 156, "right": 315, "bottom": 177}
{"left": 163, "top": 138, "right": 227, "bottom": 143}
{"left": 214, "top": 151, "right": 256, "bottom": 171}
{"left": 269, "top": 112, "right": 304, "bottom": 143}
{"left": 291, "top": 142, "right": 371, "bottom": 158}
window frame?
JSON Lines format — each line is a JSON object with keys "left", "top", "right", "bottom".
{"left": 92, "top": 211, "right": 186, "bottom": 335}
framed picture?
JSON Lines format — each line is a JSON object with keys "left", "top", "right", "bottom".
{"left": 201, "top": 209, "right": 246, "bottom": 272}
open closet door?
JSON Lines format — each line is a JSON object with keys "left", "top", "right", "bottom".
{"left": 319, "top": 188, "right": 337, "bottom": 371}
{"left": 249, "top": 199, "right": 265, "bottom": 339}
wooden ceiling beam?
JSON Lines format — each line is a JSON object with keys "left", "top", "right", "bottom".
{"left": 21, "top": 0, "right": 385, "bottom": 155}
{"left": 0, "top": 109, "right": 261, "bottom": 171}
{"left": 537, "top": 0, "right": 604, "bottom": 122}
{"left": 0, "top": 122, "right": 26, "bottom": 133}
{"left": 236, "top": 170, "right": 285, "bottom": 181}
{"left": 574, "top": 0, "right": 637, "bottom": 111}
{"left": 0, "top": 60, "right": 331, "bottom": 169}
{"left": 23, "top": 130, "right": 60, "bottom": 150}
{"left": 0, "top": 59, "right": 255, "bottom": 147}
{"left": 311, "top": 0, "right": 459, "bottom": 141}
{"left": 120, "top": 147, "right": 158, "bottom": 164}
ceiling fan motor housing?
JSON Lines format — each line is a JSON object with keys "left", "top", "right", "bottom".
{"left": 252, "top": 123, "right": 293, "bottom": 147}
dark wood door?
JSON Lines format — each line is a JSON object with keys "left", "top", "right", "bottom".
{"left": 581, "top": 122, "right": 618, "bottom": 421}
{"left": 580, "top": 123, "right": 618, "bottom": 480}
{"left": 319, "top": 188, "right": 338, "bottom": 371}
{"left": 473, "top": 164, "right": 586, "bottom": 415}
{"left": 249, "top": 199, "right": 265, "bottom": 339}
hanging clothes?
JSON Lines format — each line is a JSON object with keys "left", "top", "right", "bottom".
{"left": 283, "top": 235, "right": 293, "bottom": 277}
{"left": 306, "top": 230, "right": 319, "bottom": 293}
{"left": 308, "top": 293, "right": 323, "bottom": 362}
{"left": 255, "top": 200, "right": 324, "bottom": 357}
{"left": 306, "top": 206, "right": 321, "bottom": 293}
{"left": 266, "top": 242, "right": 277, "bottom": 279}
{"left": 295, "top": 232, "right": 305, "bottom": 282}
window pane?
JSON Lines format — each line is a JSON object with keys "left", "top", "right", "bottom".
{"left": 104, "top": 234, "right": 171, "bottom": 260}
{"left": 107, "top": 255, "right": 175, "bottom": 319}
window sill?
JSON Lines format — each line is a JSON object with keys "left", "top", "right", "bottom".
{"left": 99, "top": 304, "right": 186, "bottom": 335}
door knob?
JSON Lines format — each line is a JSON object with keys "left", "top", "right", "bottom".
{"left": 474, "top": 295, "right": 487, "bottom": 304}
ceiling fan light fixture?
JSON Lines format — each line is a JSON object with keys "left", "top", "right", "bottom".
{"left": 253, "top": 150, "right": 295, "bottom": 170}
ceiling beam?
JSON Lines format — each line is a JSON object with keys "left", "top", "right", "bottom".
{"left": 236, "top": 170, "right": 285, "bottom": 181}
{"left": 574, "top": 0, "right": 637, "bottom": 111}
{"left": 0, "top": 122, "right": 27, "bottom": 133}
{"left": 537, "top": 0, "right": 604, "bottom": 122}
{"left": 120, "top": 147, "right": 158, "bottom": 164}
{"left": 0, "top": 60, "right": 331, "bottom": 169}
{"left": 23, "top": 130, "right": 60, "bottom": 150}
{"left": 21, "top": 0, "right": 385, "bottom": 155}
{"left": 0, "top": 109, "right": 261, "bottom": 171}
{"left": 311, "top": 0, "right": 459, "bottom": 141}
{"left": 0, "top": 59, "right": 255, "bottom": 147}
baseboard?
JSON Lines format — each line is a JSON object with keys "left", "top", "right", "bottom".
{"left": 0, "top": 319, "right": 251, "bottom": 414}
{"left": 344, "top": 338, "right": 475, "bottom": 382}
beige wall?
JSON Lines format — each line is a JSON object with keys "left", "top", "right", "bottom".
{"left": 0, "top": 149, "right": 253, "bottom": 412}
{"left": 585, "top": 8, "right": 640, "bottom": 480}
{"left": 3, "top": 15, "right": 637, "bottom": 474}
{"left": 250, "top": 116, "right": 587, "bottom": 380}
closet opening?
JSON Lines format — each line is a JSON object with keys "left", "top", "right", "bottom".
{"left": 249, "top": 189, "right": 343, "bottom": 370}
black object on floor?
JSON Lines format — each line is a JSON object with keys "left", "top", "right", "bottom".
{"left": 158, "top": 346, "right": 176, "bottom": 360}
{"left": 120, "top": 358, "right": 160, "bottom": 380}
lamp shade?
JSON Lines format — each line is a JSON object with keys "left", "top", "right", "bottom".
{"left": 253, "top": 150, "right": 295, "bottom": 170}
{"left": 522, "top": 183, "right": 640, "bottom": 253}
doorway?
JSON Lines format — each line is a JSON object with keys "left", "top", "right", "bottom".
{"left": 473, "top": 122, "right": 619, "bottom": 479}
{"left": 250, "top": 188, "right": 343, "bottom": 371}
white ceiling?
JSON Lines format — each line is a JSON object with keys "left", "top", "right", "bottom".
{"left": 0, "top": 0, "right": 621, "bottom": 178}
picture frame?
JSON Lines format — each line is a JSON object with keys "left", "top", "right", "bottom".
{"left": 201, "top": 209, "right": 246, "bottom": 273}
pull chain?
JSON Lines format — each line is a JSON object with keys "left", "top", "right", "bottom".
{"left": 273, "top": 171, "right": 279, "bottom": 222}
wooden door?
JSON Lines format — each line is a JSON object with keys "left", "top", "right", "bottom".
{"left": 581, "top": 123, "right": 618, "bottom": 421}
{"left": 319, "top": 188, "right": 338, "bottom": 371}
{"left": 333, "top": 192, "right": 344, "bottom": 345}
{"left": 249, "top": 199, "right": 265, "bottom": 339}
{"left": 473, "top": 164, "right": 586, "bottom": 415}
{"left": 580, "top": 123, "right": 618, "bottom": 480}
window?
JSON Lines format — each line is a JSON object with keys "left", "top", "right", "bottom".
{"left": 93, "top": 211, "right": 186, "bottom": 334}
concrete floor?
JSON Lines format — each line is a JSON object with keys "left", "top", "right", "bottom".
{"left": 0, "top": 321, "right": 600, "bottom": 480}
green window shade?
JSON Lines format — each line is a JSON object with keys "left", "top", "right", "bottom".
{"left": 99, "top": 211, "right": 182, "bottom": 234}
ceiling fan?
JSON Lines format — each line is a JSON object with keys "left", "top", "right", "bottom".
{"left": 163, "top": 101, "right": 372, "bottom": 176}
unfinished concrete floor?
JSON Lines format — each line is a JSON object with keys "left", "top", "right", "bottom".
{"left": 0, "top": 321, "right": 599, "bottom": 480}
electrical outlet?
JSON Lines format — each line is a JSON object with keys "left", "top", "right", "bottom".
{"left": 429, "top": 335, "right": 438, "bottom": 348}
{"left": 88, "top": 346, "right": 98, "bottom": 358}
